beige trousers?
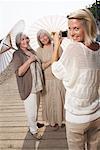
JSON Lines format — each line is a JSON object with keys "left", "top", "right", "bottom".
{"left": 66, "top": 117, "right": 100, "bottom": 150}
{"left": 24, "top": 93, "right": 38, "bottom": 134}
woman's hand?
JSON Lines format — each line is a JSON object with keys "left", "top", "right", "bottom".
{"left": 53, "top": 32, "right": 62, "bottom": 50}
{"left": 25, "top": 51, "right": 37, "bottom": 63}
{"left": 51, "top": 32, "right": 62, "bottom": 63}
{"left": 18, "top": 51, "right": 36, "bottom": 76}
{"left": 28, "top": 54, "right": 36, "bottom": 63}
{"left": 42, "top": 60, "right": 51, "bottom": 70}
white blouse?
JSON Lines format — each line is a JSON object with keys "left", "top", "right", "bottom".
{"left": 52, "top": 41, "right": 100, "bottom": 123}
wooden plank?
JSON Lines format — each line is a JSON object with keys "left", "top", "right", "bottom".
{"left": 0, "top": 127, "right": 28, "bottom": 133}
{"left": 0, "top": 139, "right": 68, "bottom": 149}
{"left": 0, "top": 132, "right": 66, "bottom": 140}
{"left": 0, "top": 116, "right": 27, "bottom": 121}
{"left": 0, "top": 107, "right": 42, "bottom": 111}
{"left": 0, "top": 122, "right": 27, "bottom": 126}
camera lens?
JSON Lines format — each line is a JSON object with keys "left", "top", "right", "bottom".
{"left": 61, "top": 31, "right": 68, "bottom": 37}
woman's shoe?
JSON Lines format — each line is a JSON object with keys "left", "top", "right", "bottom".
{"left": 61, "top": 123, "right": 65, "bottom": 128}
{"left": 28, "top": 130, "right": 42, "bottom": 140}
{"left": 37, "top": 122, "right": 44, "bottom": 128}
{"left": 50, "top": 123, "right": 59, "bottom": 131}
{"left": 33, "top": 133, "right": 42, "bottom": 140}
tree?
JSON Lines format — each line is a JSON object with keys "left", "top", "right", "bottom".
{"left": 87, "top": 1, "right": 100, "bottom": 21}
{"left": 87, "top": 3, "right": 96, "bottom": 18}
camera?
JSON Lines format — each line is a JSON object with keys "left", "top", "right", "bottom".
{"left": 59, "top": 30, "right": 68, "bottom": 37}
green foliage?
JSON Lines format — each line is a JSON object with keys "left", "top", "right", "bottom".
{"left": 87, "top": 1, "right": 100, "bottom": 20}
{"left": 88, "top": 3, "right": 96, "bottom": 17}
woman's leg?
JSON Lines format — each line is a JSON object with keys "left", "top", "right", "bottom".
{"left": 24, "top": 93, "right": 38, "bottom": 134}
{"left": 66, "top": 121, "right": 87, "bottom": 150}
{"left": 87, "top": 118, "right": 100, "bottom": 150}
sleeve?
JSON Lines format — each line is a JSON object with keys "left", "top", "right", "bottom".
{"left": 51, "top": 43, "right": 80, "bottom": 87}
{"left": 36, "top": 47, "right": 43, "bottom": 62}
{"left": 52, "top": 61, "right": 67, "bottom": 80}
{"left": 12, "top": 52, "right": 22, "bottom": 74}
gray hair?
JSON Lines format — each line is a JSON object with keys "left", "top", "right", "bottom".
{"left": 15, "top": 32, "right": 23, "bottom": 48}
{"left": 67, "top": 9, "right": 97, "bottom": 45}
{"left": 15, "top": 32, "right": 31, "bottom": 50}
{"left": 37, "top": 29, "right": 53, "bottom": 47}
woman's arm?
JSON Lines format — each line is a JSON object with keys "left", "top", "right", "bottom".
{"left": 52, "top": 33, "right": 61, "bottom": 63}
{"left": 42, "top": 60, "right": 51, "bottom": 70}
{"left": 18, "top": 52, "right": 36, "bottom": 76}
{"left": 43, "top": 33, "right": 62, "bottom": 70}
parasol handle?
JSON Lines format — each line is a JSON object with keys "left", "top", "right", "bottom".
{"left": 0, "top": 43, "right": 16, "bottom": 54}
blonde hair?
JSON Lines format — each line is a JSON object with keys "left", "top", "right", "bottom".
{"left": 37, "top": 29, "right": 52, "bottom": 47}
{"left": 67, "top": 9, "right": 97, "bottom": 45}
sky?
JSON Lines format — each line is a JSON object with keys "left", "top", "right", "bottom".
{"left": 0, "top": 0, "right": 95, "bottom": 39}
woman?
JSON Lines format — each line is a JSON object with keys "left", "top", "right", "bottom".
{"left": 12, "top": 32, "right": 44, "bottom": 139}
{"left": 37, "top": 29, "right": 65, "bottom": 129}
{"left": 51, "top": 9, "right": 100, "bottom": 150}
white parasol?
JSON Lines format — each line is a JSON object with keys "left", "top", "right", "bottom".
{"left": 0, "top": 20, "right": 25, "bottom": 73}
{"left": 27, "top": 15, "right": 68, "bottom": 50}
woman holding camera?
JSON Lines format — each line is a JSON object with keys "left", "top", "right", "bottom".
{"left": 52, "top": 9, "right": 100, "bottom": 150}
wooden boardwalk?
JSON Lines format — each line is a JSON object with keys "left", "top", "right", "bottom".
{"left": 0, "top": 67, "right": 100, "bottom": 150}
{"left": 0, "top": 72, "right": 67, "bottom": 150}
